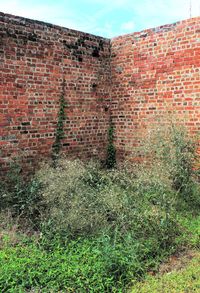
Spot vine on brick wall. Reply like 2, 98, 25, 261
105, 118, 116, 169
52, 83, 66, 158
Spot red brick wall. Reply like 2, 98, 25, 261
111, 17, 200, 160
0, 12, 111, 169
0, 12, 200, 169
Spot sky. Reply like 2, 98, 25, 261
0, 0, 199, 38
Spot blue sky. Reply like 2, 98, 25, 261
0, 0, 199, 37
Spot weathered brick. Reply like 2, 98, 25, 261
111, 17, 200, 160
0, 12, 200, 169
0, 12, 111, 170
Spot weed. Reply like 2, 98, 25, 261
52, 80, 67, 158
105, 118, 116, 169
0, 162, 42, 228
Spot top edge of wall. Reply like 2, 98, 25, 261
1, 11, 200, 42
0, 11, 110, 41
111, 16, 200, 41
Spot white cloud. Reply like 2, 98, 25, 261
121, 21, 135, 31
84, 0, 200, 18
129, 0, 199, 23
0, 0, 71, 22
84, 0, 129, 6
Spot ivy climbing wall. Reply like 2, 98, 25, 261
0, 12, 111, 169
111, 17, 200, 160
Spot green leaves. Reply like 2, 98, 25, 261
0, 163, 42, 228
106, 121, 116, 169
52, 92, 67, 156
0, 238, 115, 292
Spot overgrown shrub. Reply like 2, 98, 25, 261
36, 158, 179, 246
33, 156, 180, 290
36, 159, 109, 236
158, 126, 196, 195
0, 163, 42, 227
138, 123, 199, 205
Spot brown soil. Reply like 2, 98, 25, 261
158, 250, 198, 275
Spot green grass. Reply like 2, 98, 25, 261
131, 252, 200, 293
0, 237, 116, 292
131, 212, 200, 293
177, 214, 200, 248
0, 210, 199, 292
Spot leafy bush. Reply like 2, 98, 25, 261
36, 159, 109, 236
0, 163, 42, 228
139, 123, 199, 204
158, 126, 197, 196
36, 158, 179, 244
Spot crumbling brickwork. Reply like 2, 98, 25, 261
0, 12, 200, 169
